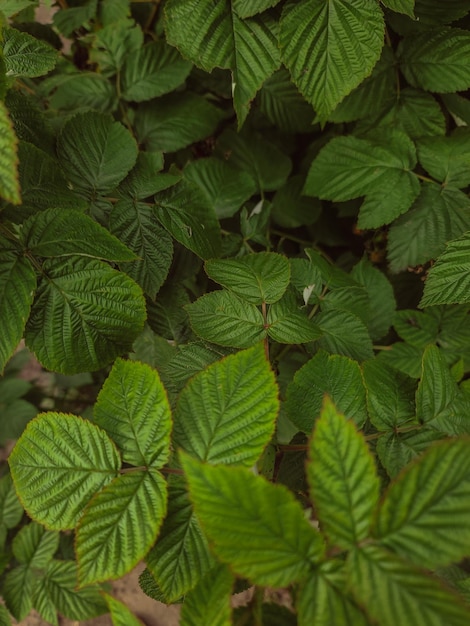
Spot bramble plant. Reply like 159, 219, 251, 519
1, 0, 470, 624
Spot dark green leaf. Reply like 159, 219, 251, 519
376, 428, 443, 478
2, 27, 57, 77
316, 309, 374, 362
180, 564, 233, 626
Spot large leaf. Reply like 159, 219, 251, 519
9, 412, 120, 529
308, 399, 379, 548
420, 232, 470, 306
399, 27, 470, 93
279, 0, 385, 120
2, 27, 58, 77
174, 344, 278, 466
0, 239, 36, 374
417, 129, 470, 188
24, 257, 145, 375
94, 358, 172, 468
374, 438, 470, 569
180, 564, 233, 626
76, 470, 167, 585
0, 100, 20, 204
205, 253, 290, 305
57, 111, 138, 195
165, 0, 280, 125
20, 208, 137, 262
181, 452, 325, 587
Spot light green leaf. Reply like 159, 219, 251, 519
13, 522, 58, 569
154, 179, 221, 259
9, 412, 120, 529
77, 470, 167, 585
280, 0, 385, 120
32, 573, 58, 626
308, 399, 379, 548
316, 309, 374, 362
94, 358, 172, 468
181, 452, 325, 587
3, 564, 33, 621
376, 428, 444, 478
146, 476, 214, 603
57, 111, 138, 195
420, 232, 470, 306
174, 344, 278, 466
0, 100, 20, 204
205, 252, 290, 305
103, 593, 145, 626
286, 350, 367, 434
0, 239, 36, 374
180, 564, 233, 626
416, 345, 458, 424
388, 184, 470, 273
109, 199, 173, 299
418, 129, 470, 188
381, 0, 414, 17
267, 294, 321, 344
348, 545, 470, 626
25, 257, 145, 375
184, 158, 257, 219
186, 290, 266, 348
1, 1, 37, 18
0, 474, 23, 529
20, 208, 137, 262
362, 360, 416, 430
122, 40, 192, 102
0, 605, 12, 626
399, 27, 470, 93
2, 27, 57, 78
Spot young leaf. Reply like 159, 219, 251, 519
173, 344, 279, 466
103, 593, 145, 626
0, 100, 20, 204
76, 470, 167, 585
93, 359, 172, 468
308, 399, 379, 549
205, 253, 290, 305
186, 290, 266, 348
420, 232, 470, 306
181, 452, 325, 587
375, 437, 470, 568
348, 545, 470, 626
2, 27, 58, 77
25, 257, 146, 375
416, 345, 458, 425
180, 564, 233, 626
0, 239, 36, 374
9, 413, 121, 529
279, 0, 385, 120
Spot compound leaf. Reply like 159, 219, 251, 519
0, 100, 20, 204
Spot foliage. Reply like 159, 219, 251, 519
1, 0, 470, 624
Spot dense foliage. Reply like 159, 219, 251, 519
1, 0, 470, 624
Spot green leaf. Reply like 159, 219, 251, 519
280, 0, 385, 120
233, 0, 281, 18
186, 290, 266, 348
20, 208, 137, 262
184, 157, 257, 219
414, 0, 470, 25
416, 345, 458, 425
0, 100, 20, 204
305, 131, 420, 229
13, 522, 58, 569
3, 564, 33, 621
76, 470, 167, 585
146, 285, 190, 342
174, 344, 278, 466
117, 151, 167, 200
393, 309, 438, 349
9, 412, 120, 529
348, 545, 470, 626
286, 350, 367, 434
362, 360, 416, 430
0, 239, 36, 374
2, 27, 57, 77
181, 452, 325, 587
376, 428, 444, 478
48, 72, 116, 114
32, 573, 58, 626
135, 93, 224, 153
205, 253, 290, 305
420, 232, 470, 306
25, 257, 145, 375
388, 184, 470, 273
316, 309, 374, 362
109, 200, 173, 299
308, 399, 379, 548
165, 0, 280, 125
399, 27, 470, 93
0, 605, 12, 626
57, 111, 138, 195
381, 0, 414, 17
0, 474, 23, 529
418, 129, 470, 188
154, 180, 221, 259
5, 89, 55, 155
88, 18, 143, 76
180, 564, 233, 626
146, 476, 214, 602
103, 593, 145, 626
121, 40, 192, 102
267, 293, 321, 344
272, 175, 321, 229
1, 1, 37, 18
94, 358, 172, 468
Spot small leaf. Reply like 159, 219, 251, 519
12, 522, 58, 569
2, 27, 58, 78
308, 399, 380, 548
0, 605, 12, 626
9, 413, 120, 529
267, 294, 321, 344
0, 100, 20, 204
174, 344, 279, 466
103, 593, 145, 626
416, 345, 458, 424
0, 474, 23, 529
181, 452, 325, 587
94, 358, 172, 468
233, 0, 281, 18
180, 564, 233, 626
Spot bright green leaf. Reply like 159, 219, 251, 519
9, 412, 120, 529
0, 100, 20, 204
180, 564, 233, 626
2, 27, 57, 77
103, 593, 145, 626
